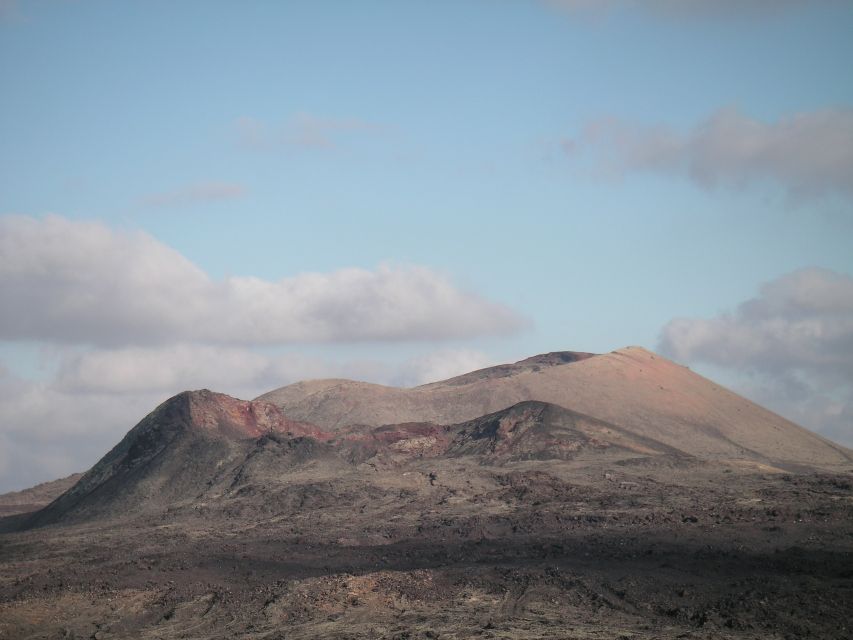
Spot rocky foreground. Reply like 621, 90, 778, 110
1, 461, 851, 639
1, 349, 851, 639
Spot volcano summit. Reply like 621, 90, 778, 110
1, 348, 851, 639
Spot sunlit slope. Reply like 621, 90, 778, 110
258, 347, 852, 466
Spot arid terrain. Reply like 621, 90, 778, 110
1, 348, 851, 639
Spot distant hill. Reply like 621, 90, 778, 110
3, 347, 852, 640
20, 390, 325, 528
12, 347, 851, 529
0, 473, 83, 517
258, 346, 851, 467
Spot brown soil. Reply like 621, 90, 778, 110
1, 460, 851, 639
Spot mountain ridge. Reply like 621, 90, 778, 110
8, 346, 852, 530
20, 390, 327, 528
3, 348, 852, 639
257, 346, 852, 466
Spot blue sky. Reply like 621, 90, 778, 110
1, 0, 852, 491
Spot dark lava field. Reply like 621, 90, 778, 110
1, 349, 851, 639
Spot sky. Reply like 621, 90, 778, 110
1, 0, 852, 492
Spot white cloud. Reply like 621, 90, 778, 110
392, 348, 496, 387
52, 344, 498, 396
141, 182, 246, 207
0, 371, 164, 492
0, 214, 525, 347
0, 214, 524, 492
237, 113, 387, 150
736, 374, 853, 450
54, 345, 274, 395
563, 107, 853, 201
659, 267, 853, 446
660, 268, 853, 373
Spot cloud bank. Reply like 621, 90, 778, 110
53, 345, 496, 397
0, 215, 525, 346
0, 213, 518, 491
659, 267, 853, 446
563, 107, 853, 201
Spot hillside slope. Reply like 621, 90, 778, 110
16, 396, 685, 528
258, 347, 852, 467
22, 390, 323, 527
3, 351, 852, 639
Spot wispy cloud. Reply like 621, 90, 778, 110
0, 214, 526, 347
0, 0, 20, 22
53, 345, 495, 396
563, 107, 853, 202
391, 349, 496, 387
236, 113, 387, 150
659, 267, 853, 446
141, 181, 247, 207
0, 213, 525, 490
544, 0, 834, 18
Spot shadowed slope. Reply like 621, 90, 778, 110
13, 397, 687, 529
22, 391, 323, 527
445, 400, 688, 462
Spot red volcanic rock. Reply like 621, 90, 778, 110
22, 390, 334, 527
184, 390, 331, 441
340, 422, 452, 457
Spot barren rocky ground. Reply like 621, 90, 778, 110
2, 461, 851, 639
1, 350, 851, 639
